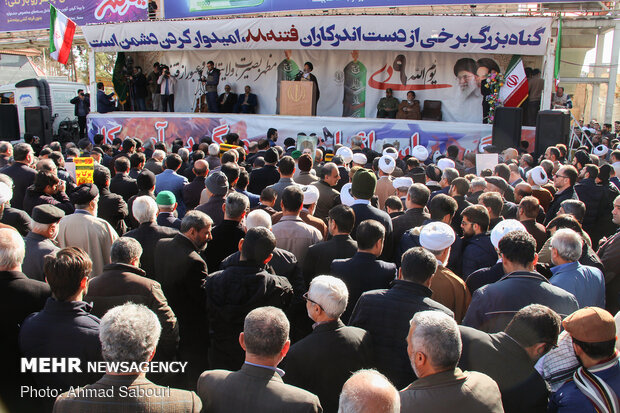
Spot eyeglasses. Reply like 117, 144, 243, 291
303, 292, 322, 309
553, 174, 568, 179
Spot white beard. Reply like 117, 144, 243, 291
443, 78, 483, 123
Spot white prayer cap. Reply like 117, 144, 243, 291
352, 153, 367, 165
382, 147, 399, 159
336, 147, 353, 164
528, 166, 548, 186
340, 183, 355, 206
412, 145, 429, 162
432, 150, 442, 164
0, 182, 11, 204
301, 184, 320, 205
420, 222, 456, 251
437, 158, 456, 172
593, 145, 609, 157
490, 219, 527, 249
393, 177, 413, 190
378, 155, 396, 174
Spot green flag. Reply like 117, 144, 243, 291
112, 52, 129, 106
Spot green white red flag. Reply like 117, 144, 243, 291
49, 5, 76, 65
499, 55, 528, 107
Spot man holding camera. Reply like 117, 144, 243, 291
157, 66, 176, 112
70, 89, 90, 139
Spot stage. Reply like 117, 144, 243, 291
87, 112, 536, 156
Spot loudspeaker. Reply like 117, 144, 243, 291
492, 107, 523, 150
0, 104, 20, 140
25, 106, 52, 144
535, 110, 570, 155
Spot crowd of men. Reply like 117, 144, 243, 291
1, 127, 620, 413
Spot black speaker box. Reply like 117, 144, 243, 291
0, 104, 20, 140
535, 110, 570, 155
25, 106, 52, 144
492, 107, 523, 150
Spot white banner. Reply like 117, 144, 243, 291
83, 15, 551, 55
135, 49, 525, 122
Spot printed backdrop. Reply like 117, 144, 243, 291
133, 49, 521, 122
87, 112, 536, 159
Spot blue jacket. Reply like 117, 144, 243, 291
97, 89, 115, 113
461, 233, 497, 278
550, 261, 605, 308
155, 169, 189, 217
463, 270, 579, 333
549, 358, 620, 413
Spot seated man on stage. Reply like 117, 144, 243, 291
376, 88, 399, 118
235, 86, 258, 114
218, 85, 237, 113
396, 91, 421, 120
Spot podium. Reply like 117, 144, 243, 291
279, 80, 317, 116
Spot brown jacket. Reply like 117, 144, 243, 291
197, 363, 322, 413
430, 264, 471, 323
396, 100, 421, 120
272, 210, 327, 241
85, 263, 179, 361
53, 374, 201, 413
400, 368, 504, 413
376, 175, 396, 210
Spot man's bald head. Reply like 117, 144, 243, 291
193, 159, 209, 177
338, 369, 399, 413
514, 182, 532, 203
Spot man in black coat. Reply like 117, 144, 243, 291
459, 304, 561, 413
331, 219, 397, 323
460, 205, 497, 278
124, 196, 178, 279
126, 169, 156, 230
154, 210, 212, 388
349, 247, 453, 390
391, 183, 430, 255
248, 148, 280, 195
0, 205, 32, 235
70, 89, 90, 139
281, 275, 373, 413
303, 205, 358, 287
182, 159, 208, 211
94, 165, 128, 235
0, 228, 50, 412
463, 231, 579, 333
109, 156, 138, 203
204, 192, 248, 272
19, 247, 102, 411
349, 168, 393, 261
22, 205, 63, 281
217, 84, 237, 113
1, 143, 35, 210
574, 164, 607, 246
449, 177, 472, 236
545, 165, 579, 225
205, 227, 293, 371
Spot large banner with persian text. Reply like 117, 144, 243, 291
130, 49, 540, 122
82, 15, 551, 54
87, 112, 536, 158
0, 0, 147, 32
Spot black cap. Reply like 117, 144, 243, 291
70, 183, 99, 205
485, 176, 509, 193
32, 204, 65, 224
264, 148, 279, 164
136, 169, 156, 190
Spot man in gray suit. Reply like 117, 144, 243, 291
197, 306, 322, 412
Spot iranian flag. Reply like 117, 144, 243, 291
49, 5, 76, 65
499, 55, 529, 107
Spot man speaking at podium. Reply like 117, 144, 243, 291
295, 62, 320, 114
